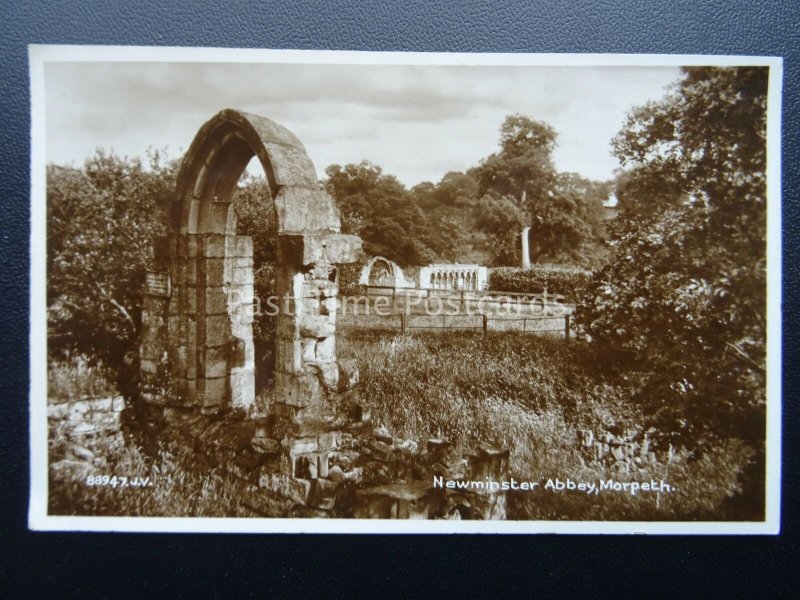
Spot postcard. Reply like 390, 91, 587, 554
29, 46, 782, 533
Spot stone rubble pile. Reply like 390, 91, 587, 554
47, 396, 125, 484
579, 427, 661, 473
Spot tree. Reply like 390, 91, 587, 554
324, 161, 439, 266
476, 114, 557, 202
475, 115, 604, 267
474, 194, 527, 266
47, 150, 177, 399
578, 66, 768, 450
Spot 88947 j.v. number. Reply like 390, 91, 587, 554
85, 475, 152, 488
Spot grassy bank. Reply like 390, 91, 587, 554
338, 331, 760, 521
47, 335, 760, 520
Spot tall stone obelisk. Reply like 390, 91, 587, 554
521, 226, 531, 269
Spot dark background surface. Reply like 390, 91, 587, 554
1, 1, 797, 595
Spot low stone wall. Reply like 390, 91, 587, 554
337, 311, 569, 338
578, 427, 661, 472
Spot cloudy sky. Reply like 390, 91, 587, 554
44, 60, 680, 187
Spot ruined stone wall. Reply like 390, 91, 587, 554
139, 233, 255, 412
134, 110, 509, 520
139, 110, 360, 417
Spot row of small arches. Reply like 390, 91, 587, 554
429, 270, 480, 291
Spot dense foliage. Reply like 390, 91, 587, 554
473, 115, 610, 267
324, 115, 611, 270
489, 266, 592, 303
577, 66, 768, 452
47, 150, 177, 399
229, 175, 279, 393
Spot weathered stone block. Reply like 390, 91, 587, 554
301, 296, 320, 314
232, 255, 253, 268
234, 236, 253, 258
141, 311, 165, 328
202, 234, 227, 258
354, 482, 434, 519
306, 361, 339, 391
204, 204, 231, 235
322, 296, 339, 314
289, 437, 319, 455
308, 478, 340, 510
300, 315, 335, 338
317, 432, 338, 451
175, 345, 188, 372
314, 336, 336, 362
197, 258, 226, 286
203, 315, 229, 347
186, 286, 198, 314
197, 377, 227, 406
230, 367, 255, 410
301, 339, 316, 363
272, 187, 308, 233
273, 186, 341, 234
228, 337, 246, 369
168, 315, 184, 339
467, 444, 510, 483
271, 402, 302, 421
277, 233, 362, 266
184, 258, 198, 285
205, 286, 228, 315
258, 472, 312, 504
232, 266, 253, 285
275, 371, 323, 407
263, 143, 318, 190
186, 235, 199, 258
200, 345, 227, 379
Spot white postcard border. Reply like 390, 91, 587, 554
28, 45, 783, 534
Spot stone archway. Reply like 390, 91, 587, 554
359, 255, 406, 288
140, 109, 362, 415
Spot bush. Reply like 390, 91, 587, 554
337, 260, 365, 297
48, 354, 118, 402
47, 151, 177, 401
489, 266, 592, 303
337, 332, 634, 455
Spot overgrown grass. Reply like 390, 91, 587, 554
48, 354, 118, 402
46, 333, 762, 520
47, 358, 257, 517
48, 429, 259, 518
338, 331, 762, 521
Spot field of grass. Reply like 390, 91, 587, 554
47, 333, 760, 520
338, 331, 760, 521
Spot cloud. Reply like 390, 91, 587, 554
45, 60, 680, 185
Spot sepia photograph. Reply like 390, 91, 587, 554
28, 46, 781, 533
